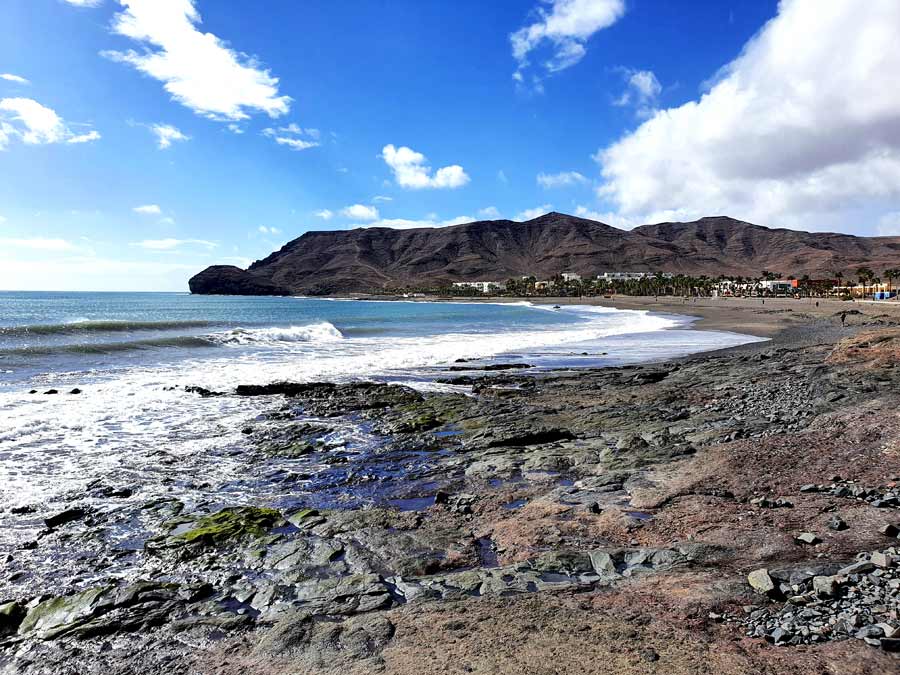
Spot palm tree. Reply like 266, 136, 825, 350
856, 266, 875, 298
884, 268, 898, 295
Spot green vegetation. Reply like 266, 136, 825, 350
171, 506, 283, 547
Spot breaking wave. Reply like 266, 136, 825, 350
213, 322, 344, 345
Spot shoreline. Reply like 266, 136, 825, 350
346, 293, 881, 359
3, 296, 900, 673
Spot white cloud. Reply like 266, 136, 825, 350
613, 69, 661, 116
159, 216, 176, 225
150, 123, 189, 149
274, 123, 320, 139
515, 205, 553, 221
262, 124, 320, 150
314, 209, 334, 220
61, 0, 103, 6
537, 170, 588, 188
358, 215, 473, 230
497, 170, 508, 184
0, 237, 77, 251
372, 195, 393, 202
1, 98, 65, 143
0, 215, 6, 224
133, 238, 217, 250
381, 144, 470, 190
258, 225, 281, 235
596, 0, 900, 233
103, 0, 291, 121
0, 98, 100, 147
67, 130, 102, 144
0, 74, 29, 85
341, 204, 379, 221
574, 205, 636, 229
511, 0, 625, 85
133, 204, 161, 215
478, 206, 502, 219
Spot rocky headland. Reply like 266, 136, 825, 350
2, 301, 900, 674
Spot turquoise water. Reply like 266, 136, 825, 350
0, 292, 593, 382
0, 292, 762, 513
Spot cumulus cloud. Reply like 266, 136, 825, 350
103, 0, 291, 121
133, 238, 217, 250
595, 0, 900, 233
613, 69, 661, 117
0, 98, 100, 147
150, 123, 189, 149
258, 225, 281, 235
0, 74, 29, 84
133, 204, 161, 215
511, 0, 625, 86
381, 144, 470, 190
537, 170, 588, 188
340, 204, 379, 220
478, 206, 502, 219
263, 124, 320, 150
515, 205, 553, 221
314, 209, 334, 220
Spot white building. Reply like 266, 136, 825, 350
452, 281, 503, 294
596, 272, 671, 281
561, 272, 582, 282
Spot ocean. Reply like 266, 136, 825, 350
0, 291, 762, 538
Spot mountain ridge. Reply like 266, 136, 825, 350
189, 213, 900, 295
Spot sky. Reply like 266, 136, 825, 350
2, 0, 900, 291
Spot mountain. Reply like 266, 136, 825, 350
188, 213, 900, 295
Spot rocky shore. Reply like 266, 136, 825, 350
2, 304, 900, 673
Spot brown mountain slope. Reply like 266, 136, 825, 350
188, 213, 900, 295
632, 216, 900, 277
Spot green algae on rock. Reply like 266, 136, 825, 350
152, 506, 284, 549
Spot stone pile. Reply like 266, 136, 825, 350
799, 479, 900, 509
739, 547, 899, 651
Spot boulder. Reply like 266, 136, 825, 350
871, 551, 894, 568
747, 568, 777, 596
150, 506, 283, 549
880, 523, 899, 537
0, 601, 24, 636
837, 560, 876, 576
44, 507, 88, 529
794, 532, 820, 545
812, 575, 840, 597
828, 515, 848, 531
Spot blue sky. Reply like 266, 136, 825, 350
2, 0, 900, 291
